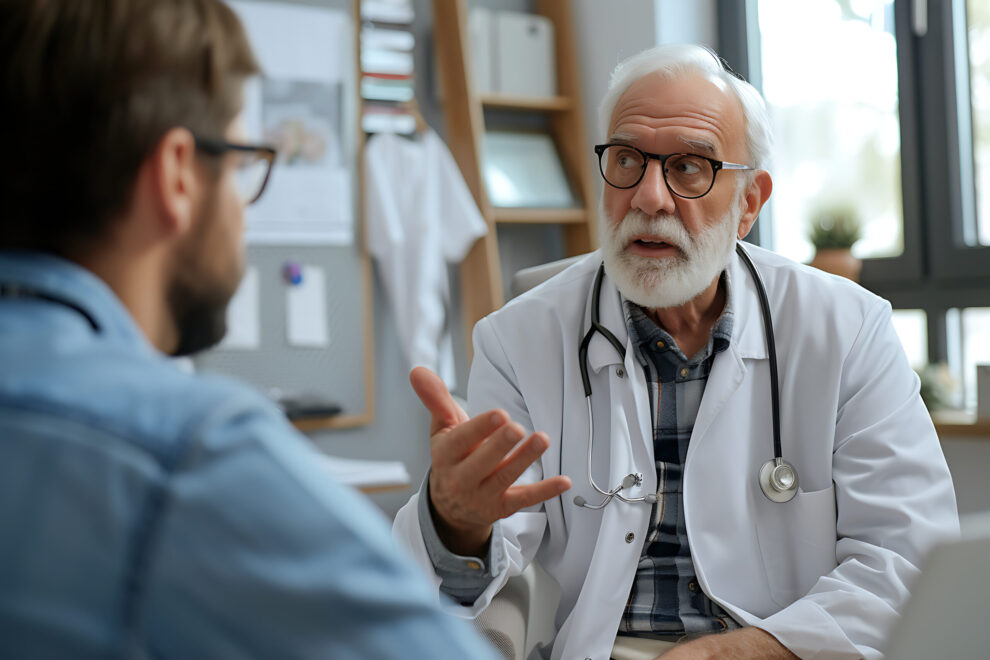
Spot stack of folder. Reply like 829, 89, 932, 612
360, 0, 418, 134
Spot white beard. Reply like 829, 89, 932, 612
600, 199, 742, 310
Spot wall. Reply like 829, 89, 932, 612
655, 0, 718, 49
941, 437, 990, 517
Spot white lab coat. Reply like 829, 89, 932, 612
364, 129, 487, 388
394, 245, 959, 660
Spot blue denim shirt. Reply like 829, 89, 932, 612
0, 251, 496, 659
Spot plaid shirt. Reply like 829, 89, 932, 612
616, 272, 742, 639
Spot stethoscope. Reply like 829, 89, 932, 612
572, 242, 798, 510
0, 283, 102, 332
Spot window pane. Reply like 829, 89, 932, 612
757, 0, 903, 263
969, 0, 990, 244
954, 307, 990, 410
890, 309, 928, 370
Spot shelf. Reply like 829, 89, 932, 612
481, 94, 572, 112
931, 410, 990, 439
492, 207, 587, 224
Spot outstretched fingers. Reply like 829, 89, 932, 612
500, 476, 573, 517
482, 432, 553, 494
430, 408, 510, 468
457, 421, 528, 483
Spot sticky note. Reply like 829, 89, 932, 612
286, 265, 330, 348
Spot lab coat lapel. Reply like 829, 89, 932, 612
583, 268, 654, 484
690, 248, 769, 448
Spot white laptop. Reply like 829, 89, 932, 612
883, 511, 990, 659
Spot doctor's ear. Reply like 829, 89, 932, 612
736, 170, 773, 240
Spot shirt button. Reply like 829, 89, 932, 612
616, 367, 625, 378
656, 340, 665, 348
680, 368, 688, 378
717, 618, 728, 630
625, 532, 635, 543
689, 581, 697, 592
466, 560, 481, 571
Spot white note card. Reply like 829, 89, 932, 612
220, 266, 260, 350
286, 265, 330, 348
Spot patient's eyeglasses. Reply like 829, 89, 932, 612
194, 136, 277, 205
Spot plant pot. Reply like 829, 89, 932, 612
809, 248, 862, 282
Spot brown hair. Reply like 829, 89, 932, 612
0, 0, 260, 253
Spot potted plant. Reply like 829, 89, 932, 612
807, 202, 863, 281
915, 363, 957, 413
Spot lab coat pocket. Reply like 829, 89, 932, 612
754, 484, 838, 608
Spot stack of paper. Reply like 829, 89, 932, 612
318, 453, 411, 490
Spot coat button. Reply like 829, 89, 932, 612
625, 532, 635, 543
616, 367, 625, 378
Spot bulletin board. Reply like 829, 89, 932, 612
195, 0, 374, 430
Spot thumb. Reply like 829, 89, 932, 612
409, 367, 469, 434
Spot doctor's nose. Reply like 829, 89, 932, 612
629, 160, 678, 217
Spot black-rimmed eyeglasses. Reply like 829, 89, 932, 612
594, 143, 754, 199
195, 136, 277, 205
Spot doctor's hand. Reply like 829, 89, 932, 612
410, 367, 571, 557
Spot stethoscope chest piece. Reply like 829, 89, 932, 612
759, 457, 798, 503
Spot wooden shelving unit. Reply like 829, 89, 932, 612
491, 207, 587, 224
432, 0, 597, 355
480, 93, 573, 112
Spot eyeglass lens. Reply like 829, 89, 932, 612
233, 153, 271, 205
599, 145, 715, 197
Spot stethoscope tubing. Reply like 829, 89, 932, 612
734, 245, 783, 460
574, 242, 796, 509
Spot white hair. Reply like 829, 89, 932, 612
598, 44, 773, 172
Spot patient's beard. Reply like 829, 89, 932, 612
166, 188, 242, 357
600, 198, 742, 310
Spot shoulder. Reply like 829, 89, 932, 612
6, 341, 294, 469
743, 244, 887, 323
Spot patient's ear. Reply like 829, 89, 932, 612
145, 127, 200, 237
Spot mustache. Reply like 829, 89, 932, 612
606, 211, 694, 253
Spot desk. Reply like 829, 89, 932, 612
359, 483, 411, 495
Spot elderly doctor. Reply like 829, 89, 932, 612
394, 44, 958, 660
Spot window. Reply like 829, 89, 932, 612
891, 308, 928, 370
757, 0, 903, 263
720, 0, 990, 412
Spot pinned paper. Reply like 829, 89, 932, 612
286, 265, 330, 348
220, 266, 260, 350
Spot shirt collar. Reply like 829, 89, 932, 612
623, 270, 734, 365
0, 250, 152, 350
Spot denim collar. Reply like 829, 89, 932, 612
0, 250, 151, 351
